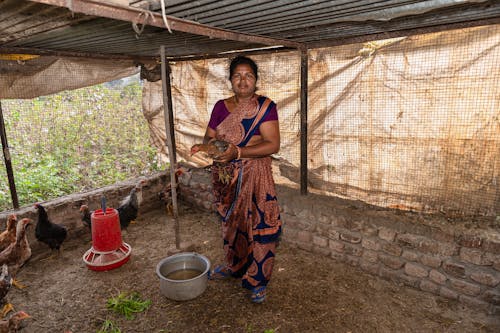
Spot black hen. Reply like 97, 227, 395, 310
117, 183, 144, 230
34, 203, 67, 256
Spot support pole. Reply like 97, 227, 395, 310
0, 101, 19, 209
160, 45, 180, 249
300, 50, 308, 195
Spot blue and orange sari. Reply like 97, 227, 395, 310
211, 95, 282, 290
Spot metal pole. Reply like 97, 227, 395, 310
0, 101, 19, 209
160, 45, 180, 249
300, 49, 308, 195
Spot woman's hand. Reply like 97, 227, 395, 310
213, 143, 240, 163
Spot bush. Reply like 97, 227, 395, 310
0, 80, 164, 211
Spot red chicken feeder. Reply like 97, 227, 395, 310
82, 208, 131, 271
91, 208, 122, 252
83, 242, 132, 271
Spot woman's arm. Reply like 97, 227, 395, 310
203, 127, 217, 144
214, 120, 280, 163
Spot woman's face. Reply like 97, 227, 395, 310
230, 64, 257, 98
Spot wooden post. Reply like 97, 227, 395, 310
0, 101, 19, 209
300, 49, 308, 195
160, 45, 180, 249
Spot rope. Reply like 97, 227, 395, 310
159, 0, 172, 33
132, 11, 154, 39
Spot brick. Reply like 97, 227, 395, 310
483, 239, 500, 254
429, 269, 447, 285
449, 278, 481, 296
331, 252, 346, 262
378, 227, 397, 242
379, 266, 402, 282
431, 228, 454, 243
432, 242, 458, 257
442, 261, 466, 278
399, 273, 420, 288
470, 271, 500, 287
397, 233, 420, 248
459, 295, 491, 312
361, 237, 381, 251
297, 242, 313, 252
327, 228, 340, 240
420, 280, 440, 294
383, 243, 402, 256
313, 235, 328, 248
316, 223, 331, 237
344, 244, 363, 257
405, 262, 429, 278
282, 227, 298, 241
344, 254, 360, 267
379, 254, 405, 269
297, 230, 312, 243
459, 248, 485, 265
360, 260, 380, 275
344, 219, 363, 232
313, 246, 331, 256
362, 224, 378, 237
482, 290, 500, 305
362, 250, 378, 263
420, 255, 442, 268
401, 250, 420, 262
329, 240, 345, 253
418, 239, 439, 254
317, 215, 330, 224
340, 231, 362, 244
440, 287, 459, 300
456, 234, 483, 248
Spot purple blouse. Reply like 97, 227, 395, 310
208, 99, 278, 135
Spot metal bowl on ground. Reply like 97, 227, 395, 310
156, 252, 210, 301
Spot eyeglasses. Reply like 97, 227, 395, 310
231, 73, 256, 81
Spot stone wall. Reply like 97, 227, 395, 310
178, 167, 500, 315
0, 172, 167, 254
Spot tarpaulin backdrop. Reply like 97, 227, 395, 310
143, 24, 499, 216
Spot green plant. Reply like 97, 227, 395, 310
263, 329, 276, 333
0, 80, 165, 211
106, 292, 151, 320
97, 319, 121, 333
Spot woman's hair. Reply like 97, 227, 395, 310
229, 56, 258, 80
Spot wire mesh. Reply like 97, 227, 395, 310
0, 75, 161, 211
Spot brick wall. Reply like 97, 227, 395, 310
178, 167, 500, 315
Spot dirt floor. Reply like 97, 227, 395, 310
9, 204, 500, 333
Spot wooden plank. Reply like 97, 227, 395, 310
300, 49, 308, 195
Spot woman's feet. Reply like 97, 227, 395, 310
250, 286, 266, 303
207, 265, 232, 280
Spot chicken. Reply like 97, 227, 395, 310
0, 265, 13, 318
34, 204, 67, 260
79, 205, 91, 230
0, 218, 32, 277
0, 216, 17, 252
190, 140, 229, 157
117, 180, 147, 230
79, 179, 147, 231
0, 311, 30, 333
158, 167, 190, 215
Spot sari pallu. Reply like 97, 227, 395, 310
211, 96, 282, 289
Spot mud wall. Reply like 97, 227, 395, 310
179, 167, 500, 315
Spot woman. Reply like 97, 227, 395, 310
202, 56, 282, 303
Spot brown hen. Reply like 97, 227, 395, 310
0, 219, 32, 277
0, 311, 30, 333
190, 140, 229, 158
0, 216, 16, 253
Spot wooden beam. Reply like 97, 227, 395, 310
300, 49, 308, 195
0, 46, 156, 61
0, 101, 19, 209
28, 0, 305, 50
160, 45, 180, 249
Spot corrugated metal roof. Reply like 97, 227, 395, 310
0, 0, 499, 60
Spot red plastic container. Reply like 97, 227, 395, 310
91, 208, 122, 252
